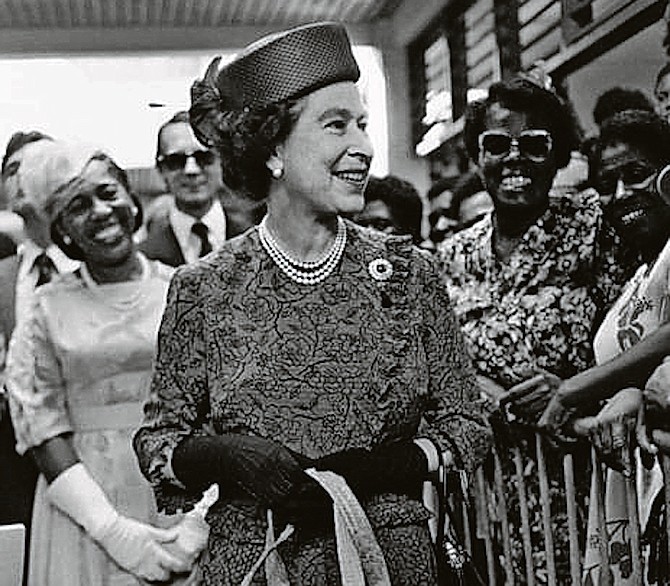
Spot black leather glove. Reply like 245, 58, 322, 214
172, 434, 306, 508
314, 441, 428, 498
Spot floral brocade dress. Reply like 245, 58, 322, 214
134, 221, 492, 586
6, 256, 173, 586
437, 190, 634, 583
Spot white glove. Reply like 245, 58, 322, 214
47, 463, 192, 582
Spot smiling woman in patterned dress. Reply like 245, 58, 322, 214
132, 21, 491, 586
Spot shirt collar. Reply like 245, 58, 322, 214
169, 198, 226, 248
17, 239, 79, 275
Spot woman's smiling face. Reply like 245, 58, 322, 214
57, 159, 136, 266
598, 140, 670, 250
478, 102, 558, 217
272, 81, 373, 216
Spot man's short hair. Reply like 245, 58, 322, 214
2, 130, 52, 172
155, 111, 191, 161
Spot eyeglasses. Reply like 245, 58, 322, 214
158, 150, 216, 171
478, 130, 553, 162
596, 163, 657, 199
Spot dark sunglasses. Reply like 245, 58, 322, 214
479, 130, 553, 162
158, 150, 216, 171
596, 164, 657, 199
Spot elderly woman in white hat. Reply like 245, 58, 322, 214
5, 143, 207, 586
134, 22, 491, 585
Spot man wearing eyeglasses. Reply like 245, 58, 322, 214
140, 111, 226, 266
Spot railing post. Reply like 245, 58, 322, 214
512, 446, 536, 586
535, 434, 557, 586
493, 448, 515, 584
663, 454, 670, 582
476, 468, 497, 586
562, 453, 582, 585
592, 450, 612, 586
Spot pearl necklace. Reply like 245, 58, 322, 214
258, 216, 347, 285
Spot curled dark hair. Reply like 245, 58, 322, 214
363, 175, 423, 244
592, 87, 654, 127
51, 153, 143, 260
213, 100, 301, 201
464, 76, 579, 169
591, 109, 670, 179
192, 95, 301, 201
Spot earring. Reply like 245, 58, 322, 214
271, 166, 283, 179
62, 234, 72, 245
130, 206, 138, 217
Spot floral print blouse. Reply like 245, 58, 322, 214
437, 189, 631, 389
134, 221, 491, 517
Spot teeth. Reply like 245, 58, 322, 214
620, 209, 644, 224
336, 171, 366, 182
501, 176, 531, 188
92, 225, 122, 242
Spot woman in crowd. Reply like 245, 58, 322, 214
521, 109, 670, 584
436, 73, 633, 581
353, 174, 423, 244
5, 142, 202, 585
133, 22, 491, 585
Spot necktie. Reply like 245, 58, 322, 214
192, 222, 212, 257
33, 252, 57, 286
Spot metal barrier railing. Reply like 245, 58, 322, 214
452, 435, 670, 585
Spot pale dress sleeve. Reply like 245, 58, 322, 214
5, 294, 72, 455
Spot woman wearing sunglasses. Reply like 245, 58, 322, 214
5, 142, 206, 585
525, 109, 670, 584
437, 74, 634, 581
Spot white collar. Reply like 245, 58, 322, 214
169, 198, 227, 250
17, 239, 79, 275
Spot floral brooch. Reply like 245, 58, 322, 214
368, 258, 393, 281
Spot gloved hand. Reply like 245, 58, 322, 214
96, 515, 191, 580
47, 463, 191, 582
274, 477, 334, 536
172, 434, 307, 507
314, 441, 428, 498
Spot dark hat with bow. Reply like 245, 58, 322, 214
190, 22, 360, 147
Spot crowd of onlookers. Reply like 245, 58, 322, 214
2, 34, 670, 586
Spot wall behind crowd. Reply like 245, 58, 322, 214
567, 18, 667, 132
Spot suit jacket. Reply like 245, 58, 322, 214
139, 209, 186, 268
0, 254, 38, 535
0, 233, 16, 261
0, 254, 20, 357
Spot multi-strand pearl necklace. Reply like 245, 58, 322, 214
258, 216, 347, 285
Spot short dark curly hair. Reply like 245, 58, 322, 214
204, 99, 303, 201
464, 76, 579, 169
363, 175, 423, 243
593, 87, 655, 127
592, 109, 670, 178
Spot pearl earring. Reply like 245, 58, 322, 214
62, 234, 72, 245
271, 167, 283, 179
130, 206, 138, 217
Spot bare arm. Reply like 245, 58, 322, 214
558, 323, 670, 409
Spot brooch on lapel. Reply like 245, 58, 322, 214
368, 258, 393, 281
